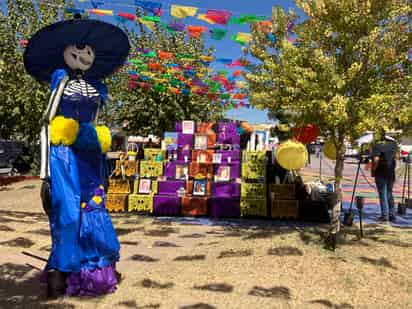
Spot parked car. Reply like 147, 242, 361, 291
0, 140, 31, 175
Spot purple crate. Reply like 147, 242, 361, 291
212, 182, 240, 197
177, 133, 194, 148
175, 122, 182, 132
217, 131, 240, 145
215, 163, 241, 180
217, 121, 237, 133
153, 195, 180, 216
163, 161, 176, 178
158, 180, 185, 195
209, 197, 240, 218
177, 148, 192, 162
216, 149, 241, 163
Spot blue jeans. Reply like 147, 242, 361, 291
375, 175, 395, 218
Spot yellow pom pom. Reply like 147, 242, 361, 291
276, 140, 308, 170
323, 141, 345, 161
95, 125, 112, 153
81, 202, 87, 209
50, 116, 79, 146
92, 196, 103, 205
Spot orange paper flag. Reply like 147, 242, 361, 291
187, 25, 207, 38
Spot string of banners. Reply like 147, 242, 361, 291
65, 0, 292, 45
123, 47, 251, 110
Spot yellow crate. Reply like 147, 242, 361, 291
269, 184, 295, 200
132, 179, 158, 194
242, 151, 267, 164
107, 179, 130, 194
144, 148, 166, 161
240, 198, 267, 217
241, 182, 267, 198
128, 194, 154, 213
106, 193, 128, 212
241, 163, 266, 179
271, 199, 299, 219
140, 161, 164, 178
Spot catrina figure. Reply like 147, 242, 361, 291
23, 14, 130, 298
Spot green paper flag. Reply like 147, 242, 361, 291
141, 15, 160, 23
129, 59, 144, 64
220, 93, 231, 99
229, 15, 266, 24
210, 28, 227, 40
217, 70, 229, 76
154, 84, 166, 92
142, 51, 156, 57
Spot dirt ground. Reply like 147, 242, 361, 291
1, 179, 412, 309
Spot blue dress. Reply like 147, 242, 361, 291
46, 69, 120, 295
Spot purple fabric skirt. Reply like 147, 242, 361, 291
66, 264, 117, 296
40, 264, 118, 297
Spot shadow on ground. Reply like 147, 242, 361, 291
0, 262, 73, 309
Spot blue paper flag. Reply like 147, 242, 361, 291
135, 0, 162, 15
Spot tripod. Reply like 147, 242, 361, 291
343, 157, 365, 226
398, 152, 411, 214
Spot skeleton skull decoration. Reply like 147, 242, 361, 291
63, 45, 95, 71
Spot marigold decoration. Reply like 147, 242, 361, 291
276, 140, 308, 170
92, 195, 103, 205
50, 116, 80, 146
96, 125, 112, 153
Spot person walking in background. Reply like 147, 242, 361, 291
371, 129, 399, 222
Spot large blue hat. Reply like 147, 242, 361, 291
24, 17, 130, 82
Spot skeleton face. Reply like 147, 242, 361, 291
63, 44, 95, 71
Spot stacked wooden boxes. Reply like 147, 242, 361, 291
270, 184, 298, 219
240, 151, 267, 217
106, 159, 137, 212
181, 122, 216, 217
128, 179, 158, 213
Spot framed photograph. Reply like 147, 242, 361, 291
216, 166, 231, 182
176, 164, 189, 180
193, 179, 207, 196
194, 135, 208, 150
182, 121, 195, 134
164, 132, 178, 151
212, 153, 222, 164
138, 179, 152, 194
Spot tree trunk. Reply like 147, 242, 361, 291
330, 133, 346, 236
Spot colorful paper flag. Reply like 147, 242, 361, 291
197, 14, 216, 24
118, 12, 136, 21
205, 10, 232, 25
88, 9, 113, 16
210, 28, 227, 40
167, 22, 185, 32
229, 15, 266, 24
141, 15, 160, 23
187, 25, 207, 38
135, 1, 162, 16
170, 5, 198, 18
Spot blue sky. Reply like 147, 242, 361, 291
71, 0, 300, 124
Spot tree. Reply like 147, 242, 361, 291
0, 0, 75, 141
246, 1, 411, 190
104, 10, 225, 137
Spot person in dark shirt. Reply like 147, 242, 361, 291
371, 131, 399, 222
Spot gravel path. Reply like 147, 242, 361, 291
1, 180, 412, 309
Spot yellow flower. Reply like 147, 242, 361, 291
50, 116, 79, 146
95, 125, 112, 153
81, 202, 87, 209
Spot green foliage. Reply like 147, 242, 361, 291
246, 1, 411, 183
104, 10, 224, 137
